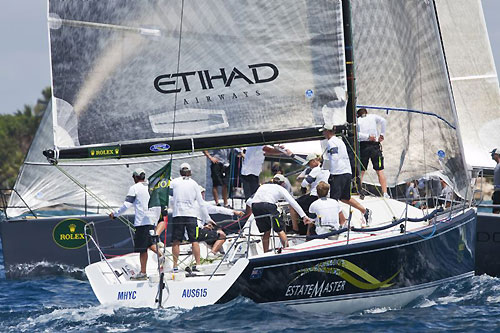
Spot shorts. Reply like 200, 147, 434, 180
134, 225, 155, 253
211, 162, 230, 187
196, 227, 221, 243
329, 173, 352, 201
252, 202, 285, 233
360, 142, 384, 171
296, 194, 319, 216
493, 191, 500, 214
242, 174, 260, 200
171, 216, 198, 242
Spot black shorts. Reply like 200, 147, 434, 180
493, 191, 500, 214
296, 194, 319, 216
252, 202, 285, 233
211, 162, 230, 187
360, 142, 384, 171
134, 225, 155, 253
329, 173, 352, 201
171, 216, 198, 242
196, 227, 221, 243
242, 174, 260, 200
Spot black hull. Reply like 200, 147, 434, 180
475, 212, 500, 276
218, 209, 476, 306
0, 215, 134, 278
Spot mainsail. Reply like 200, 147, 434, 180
47, 0, 347, 159
435, 0, 500, 169
351, 0, 469, 196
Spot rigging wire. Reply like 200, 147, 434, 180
52, 164, 135, 231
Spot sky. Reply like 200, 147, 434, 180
0, 1, 499, 115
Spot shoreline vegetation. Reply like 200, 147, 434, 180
0, 87, 50, 189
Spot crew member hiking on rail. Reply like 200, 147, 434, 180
109, 168, 162, 281
247, 174, 313, 252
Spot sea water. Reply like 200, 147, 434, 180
2, 239, 500, 332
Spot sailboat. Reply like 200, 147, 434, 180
40, 0, 475, 312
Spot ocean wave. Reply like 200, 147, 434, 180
5, 261, 86, 280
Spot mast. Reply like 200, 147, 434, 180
341, 0, 361, 191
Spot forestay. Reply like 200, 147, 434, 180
435, 0, 500, 169
48, 0, 347, 158
351, 0, 469, 196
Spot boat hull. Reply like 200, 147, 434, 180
217, 208, 476, 312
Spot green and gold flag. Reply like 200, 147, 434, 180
148, 161, 171, 209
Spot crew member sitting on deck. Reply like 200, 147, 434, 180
357, 108, 389, 198
309, 181, 346, 236
247, 174, 313, 252
321, 124, 372, 226
109, 168, 162, 281
290, 153, 329, 235
198, 186, 244, 259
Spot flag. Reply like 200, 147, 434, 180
148, 161, 172, 209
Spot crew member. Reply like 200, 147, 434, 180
170, 163, 207, 272
290, 153, 329, 234
321, 124, 372, 226
203, 149, 231, 207
110, 168, 161, 280
492, 148, 500, 214
357, 108, 389, 198
271, 163, 293, 194
198, 186, 244, 259
247, 174, 313, 252
309, 181, 346, 235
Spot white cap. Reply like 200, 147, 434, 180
273, 174, 286, 183
199, 185, 206, 193
302, 153, 318, 166
132, 168, 146, 177
180, 162, 191, 171
319, 123, 335, 132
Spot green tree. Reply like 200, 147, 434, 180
0, 87, 51, 188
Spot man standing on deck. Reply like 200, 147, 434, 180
321, 124, 372, 225
109, 168, 162, 280
357, 108, 389, 198
491, 148, 500, 214
170, 163, 207, 272
247, 174, 313, 252
203, 149, 231, 207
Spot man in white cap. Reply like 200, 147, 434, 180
290, 153, 329, 234
170, 162, 207, 272
491, 148, 500, 214
321, 124, 372, 225
110, 168, 161, 280
247, 174, 313, 252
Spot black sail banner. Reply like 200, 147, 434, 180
48, 0, 347, 157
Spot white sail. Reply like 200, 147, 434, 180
47, 0, 347, 154
351, 0, 469, 196
7, 100, 208, 217
435, 0, 500, 169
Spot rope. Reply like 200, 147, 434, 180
53, 164, 135, 231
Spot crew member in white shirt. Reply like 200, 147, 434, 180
290, 153, 329, 234
247, 174, 313, 252
170, 163, 207, 272
357, 108, 389, 198
240, 145, 293, 200
110, 168, 161, 280
309, 181, 346, 234
321, 124, 372, 225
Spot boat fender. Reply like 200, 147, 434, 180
400, 224, 405, 234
